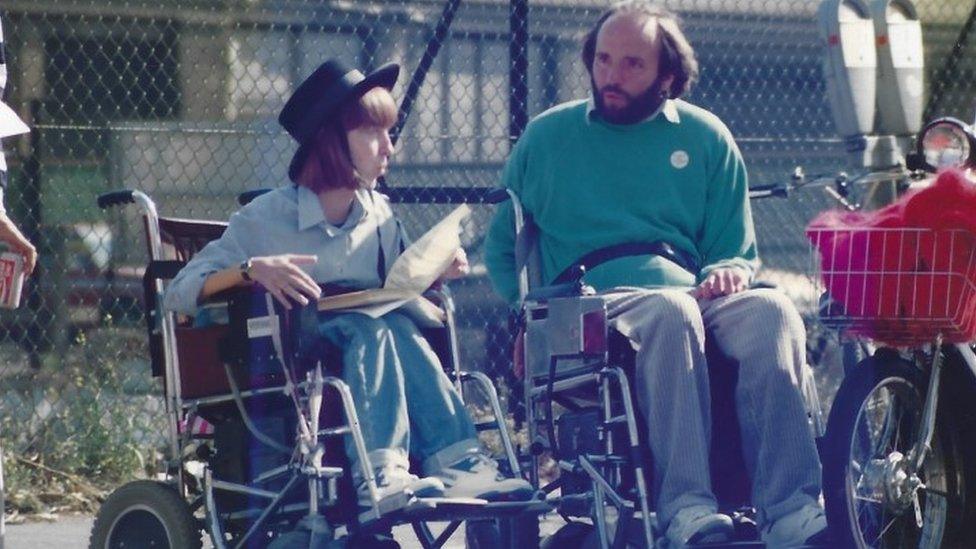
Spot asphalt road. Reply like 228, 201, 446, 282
4, 513, 565, 548
6, 515, 94, 548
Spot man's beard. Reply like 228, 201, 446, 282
591, 77, 668, 125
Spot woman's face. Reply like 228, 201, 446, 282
346, 124, 395, 187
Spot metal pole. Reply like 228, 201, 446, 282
380, 0, 462, 193
509, 0, 529, 144
389, 0, 462, 149
22, 100, 41, 370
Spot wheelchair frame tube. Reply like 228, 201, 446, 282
591, 476, 611, 549
603, 367, 655, 549
130, 191, 185, 494
462, 371, 521, 475
232, 473, 303, 549
505, 189, 530, 302
434, 285, 522, 475
430, 286, 465, 396
204, 468, 228, 549
325, 376, 383, 518
524, 362, 655, 548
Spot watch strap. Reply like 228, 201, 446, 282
239, 259, 252, 282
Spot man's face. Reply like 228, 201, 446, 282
591, 13, 671, 124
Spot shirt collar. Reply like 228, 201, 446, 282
585, 96, 680, 125
296, 185, 369, 235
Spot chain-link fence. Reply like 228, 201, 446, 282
0, 0, 975, 513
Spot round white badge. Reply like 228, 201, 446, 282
670, 150, 689, 169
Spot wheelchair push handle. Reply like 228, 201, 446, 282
238, 188, 272, 206
484, 187, 511, 204
97, 190, 137, 209
96, 189, 163, 258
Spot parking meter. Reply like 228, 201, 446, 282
818, 0, 877, 138
872, 0, 924, 136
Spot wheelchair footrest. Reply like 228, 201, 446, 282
691, 543, 763, 548
358, 496, 552, 529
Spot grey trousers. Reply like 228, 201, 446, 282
603, 287, 822, 530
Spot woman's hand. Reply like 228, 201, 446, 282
693, 267, 749, 300
248, 254, 322, 308
439, 248, 470, 281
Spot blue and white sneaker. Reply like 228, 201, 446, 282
356, 464, 444, 514
433, 451, 535, 501
664, 505, 734, 547
761, 503, 828, 547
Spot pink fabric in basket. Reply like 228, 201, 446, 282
806, 169, 976, 344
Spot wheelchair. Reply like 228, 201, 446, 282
489, 189, 827, 548
88, 189, 549, 548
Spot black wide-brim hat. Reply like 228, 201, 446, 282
279, 59, 399, 183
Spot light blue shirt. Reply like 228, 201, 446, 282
163, 184, 408, 315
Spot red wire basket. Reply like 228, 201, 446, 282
808, 227, 976, 346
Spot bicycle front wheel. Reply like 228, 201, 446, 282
822, 350, 956, 549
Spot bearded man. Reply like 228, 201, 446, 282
484, 2, 827, 547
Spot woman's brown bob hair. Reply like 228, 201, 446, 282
581, 1, 699, 100
297, 86, 398, 192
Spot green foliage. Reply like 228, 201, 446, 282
0, 327, 164, 514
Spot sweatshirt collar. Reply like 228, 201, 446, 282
585, 96, 680, 126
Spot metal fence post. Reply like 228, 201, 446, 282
22, 99, 42, 369
509, 0, 529, 144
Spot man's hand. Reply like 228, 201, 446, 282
439, 248, 470, 281
693, 267, 749, 300
248, 254, 321, 309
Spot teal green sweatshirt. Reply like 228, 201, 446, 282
484, 99, 759, 306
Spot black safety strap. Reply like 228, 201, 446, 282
551, 241, 699, 285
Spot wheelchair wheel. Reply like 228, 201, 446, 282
821, 351, 963, 549
89, 480, 201, 549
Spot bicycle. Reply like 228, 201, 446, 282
807, 116, 976, 548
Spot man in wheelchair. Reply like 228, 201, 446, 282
484, 2, 826, 547
163, 58, 533, 517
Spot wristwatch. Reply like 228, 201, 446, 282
239, 259, 253, 282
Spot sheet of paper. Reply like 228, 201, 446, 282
317, 288, 413, 311
384, 204, 471, 293
315, 205, 470, 321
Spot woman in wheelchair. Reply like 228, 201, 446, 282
163, 58, 533, 512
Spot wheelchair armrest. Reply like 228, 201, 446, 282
205, 285, 255, 306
